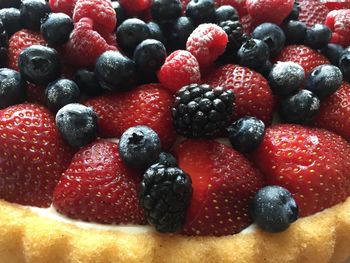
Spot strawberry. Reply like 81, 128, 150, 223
274, 45, 330, 74
53, 140, 146, 224
173, 139, 265, 236
0, 104, 73, 207
325, 9, 350, 47
324, 0, 350, 10
203, 64, 274, 125
85, 83, 176, 150
252, 124, 350, 217
49, 0, 77, 17
315, 82, 350, 141
298, 0, 330, 27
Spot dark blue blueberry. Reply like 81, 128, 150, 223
339, 48, 350, 81
0, 47, 8, 67
55, 103, 98, 148
304, 24, 332, 50
215, 5, 239, 24
256, 60, 273, 78
252, 23, 285, 56
95, 50, 137, 91
0, 68, 26, 109
151, 0, 182, 24
18, 45, 61, 85
168, 16, 195, 50
227, 117, 265, 153
283, 1, 300, 22
0, 8, 21, 36
147, 22, 166, 44
118, 125, 162, 170
0, 0, 21, 9
20, 0, 51, 32
0, 21, 9, 48
304, 65, 343, 99
45, 79, 80, 112
279, 89, 320, 125
116, 18, 151, 53
237, 38, 270, 70
321, 43, 344, 66
186, 0, 215, 25
74, 69, 104, 96
111, 1, 125, 27
281, 20, 307, 44
250, 186, 298, 233
134, 39, 166, 73
268, 62, 305, 97
40, 13, 73, 46
157, 152, 178, 167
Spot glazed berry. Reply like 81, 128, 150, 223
268, 62, 305, 97
111, 1, 125, 27
0, 0, 21, 9
0, 8, 21, 36
304, 65, 343, 99
74, 69, 104, 96
55, 103, 98, 148
134, 39, 166, 73
20, 0, 51, 32
168, 16, 195, 50
140, 163, 192, 233
45, 79, 80, 112
116, 18, 151, 53
283, 1, 300, 22
237, 39, 269, 70
95, 51, 137, 91
227, 117, 265, 153
186, 0, 216, 25
279, 89, 320, 125
281, 20, 307, 45
321, 44, 344, 66
40, 13, 73, 46
304, 24, 332, 50
157, 152, 177, 167
172, 84, 234, 138
147, 22, 166, 44
0, 68, 26, 109
250, 186, 298, 233
252, 23, 285, 56
215, 5, 239, 24
18, 45, 61, 85
118, 126, 162, 170
0, 47, 7, 67
151, 0, 182, 24
339, 49, 350, 81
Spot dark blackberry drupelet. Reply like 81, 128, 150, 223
172, 84, 234, 138
140, 163, 192, 233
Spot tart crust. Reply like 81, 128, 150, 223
0, 198, 349, 263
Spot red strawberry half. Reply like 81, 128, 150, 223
53, 140, 146, 224
173, 139, 265, 236
0, 104, 73, 207
252, 124, 350, 217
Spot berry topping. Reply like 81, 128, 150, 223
151, 0, 182, 24
134, 39, 166, 73
0, 68, 27, 109
186, 0, 215, 26
237, 38, 269, 71
281, 20, 307, 45
20, 0, 51, 32
304, 24, 332, 50
252, 23, 285, 57
325, 9, 350, 47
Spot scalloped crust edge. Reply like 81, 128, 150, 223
0, 198, 349, 263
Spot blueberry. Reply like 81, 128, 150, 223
45, 79, 80, 112
55, 103, 98, 148
0, 8, 21, 36
40, 13, 73, 46
18, 45, 61, 85
74, 69, 104, 96
268, 62, 305, 97
279, 89, 320, 125
116, 18, 151, 53
168, 16, 195, 50
215, 5, 239, 24
339, 49, 350, 81
95, 50, 137, 91
157, 152, 178, 167
186, 0, 216, 25
304, 24, 332, 50
0, 47, 8, 67
134, 39, 167, 73
250, 186, 298, 233
0, 68, 26, 109
20, 0, 51, 32
118, 125, 162, 170
304, 65, 343, 99
321, 44, 344, 66
283, 1, 300, 22
256, 60, 273, 78
252, 23, 285, 56
281, 20, 307, 44
237, 38, 270, 70
151, 0, 182, 24
227, 117, 265, 153
111, 1, 125, 27
0, 0, 21, 9
147, 22, 166, 44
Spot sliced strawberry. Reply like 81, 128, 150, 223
325, 9, 350, 47
173, 139, 265, 236
85, 83, 176, 150
53, 140, 146, 224
252, 124, 350, 217
0, 104, 73, 207
204, 64, 274, 125
298, 0, 330, 27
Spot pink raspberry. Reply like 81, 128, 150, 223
49, 0, 77, 17
325, 9, 350, 47
186, 24, 228, 68
119, 0, 152, 16
157, 50, 201, 93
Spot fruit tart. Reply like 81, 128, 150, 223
0, 0, 350, 262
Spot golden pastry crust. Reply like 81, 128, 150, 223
0, 198, 349, 263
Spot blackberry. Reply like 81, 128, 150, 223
172, 84, 234, 138
140, 163, 192, 233
219, 20, 245, 63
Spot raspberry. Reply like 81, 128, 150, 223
73, 0, 116, 32
186, 23, 228, 68
49, 0, 77, 17
118, 0, 152, 15
240, 14, 254, 34
246, 0, 294, 25
157, 50, 201, 93
325, 9, 350, 47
